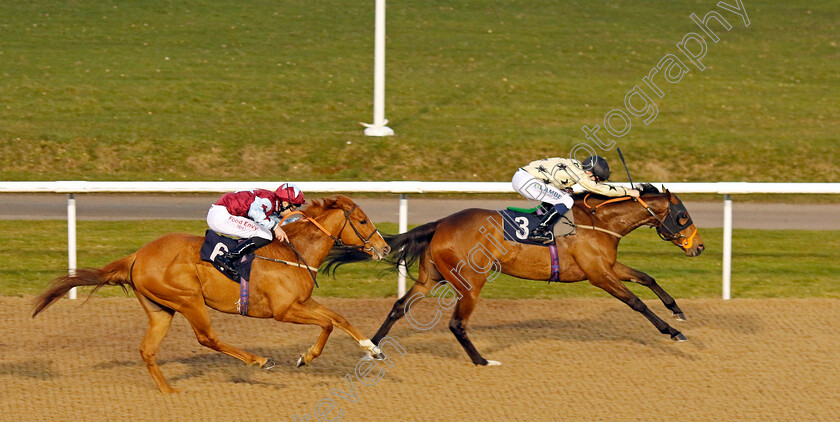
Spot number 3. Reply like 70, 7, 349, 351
514, 216, 529, 240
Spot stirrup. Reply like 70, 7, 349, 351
215, 256, 240, 279
528, 230, 554, 244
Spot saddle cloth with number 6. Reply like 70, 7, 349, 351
199, 230, 255, 283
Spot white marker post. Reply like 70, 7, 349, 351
67, 194, 78, 299
397, 194, 408, 297
722, 195, 733, 300
362, 0, 394, 137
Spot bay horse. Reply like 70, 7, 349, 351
32, 194, 390, 393
326, 184, 704, 365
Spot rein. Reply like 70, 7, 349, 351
576, 194, 633, 239
574, 224, 623, 239
256, 210, 323, 287
253, 255, 319, 272
582, 194, 634, 211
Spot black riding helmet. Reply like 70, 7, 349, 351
581, 155, 611, 182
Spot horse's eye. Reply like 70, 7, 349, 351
360, 220, 367, 225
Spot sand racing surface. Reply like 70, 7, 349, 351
1, 296, 838, 421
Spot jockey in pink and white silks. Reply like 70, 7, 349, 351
511, 156, 640, 244
206, 183, 306, 274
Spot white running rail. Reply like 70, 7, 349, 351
3, 181, 839, 299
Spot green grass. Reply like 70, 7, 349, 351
0, 0, 837, 183
4, 220, 839, 299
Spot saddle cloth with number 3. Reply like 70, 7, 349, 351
497, 208, 575, 246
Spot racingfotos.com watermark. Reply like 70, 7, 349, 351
291, 1, 750, 420
569, 0, 750, 163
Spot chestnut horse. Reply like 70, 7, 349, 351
326, 185, 704, 365
32, 195, 390, 393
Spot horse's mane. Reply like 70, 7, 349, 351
281, 194, 355, 238
299, 194, 355, 217
638, 183, 661, 195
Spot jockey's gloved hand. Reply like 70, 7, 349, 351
273, 226, 289, 243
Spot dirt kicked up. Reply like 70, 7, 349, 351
2, 296, 838, 421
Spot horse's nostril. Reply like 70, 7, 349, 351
383, 246, 391, 255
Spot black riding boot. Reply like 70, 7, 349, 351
216, 237, 271, 276
527, 205, 564, 244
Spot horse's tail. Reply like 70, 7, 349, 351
32, 254, 136, 318
384, 221, 439, 271
322, 220, 440, 276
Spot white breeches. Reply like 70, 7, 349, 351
206, 205, 273, 240
511, 169, 575, 208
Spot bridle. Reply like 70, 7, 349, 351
279, 204, 381, 254
260, 204, 382, 287
637, 196, 698, 249
330, 204, 382, 254
583, 192, 698, 249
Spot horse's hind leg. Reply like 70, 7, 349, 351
613, 262, 685, 321
449, 291, 497, 366
372, 254, 441, 345
136, 291, 178, 393
178, 301, 272, 368
371, 281, 435, 345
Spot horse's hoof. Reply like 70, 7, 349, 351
673, 312, 686, 321
485, 360, 502, 366
371, 352, 386, 361
671, 333, 688, 342
261, 359, 275, 370
296, 356, 306, 367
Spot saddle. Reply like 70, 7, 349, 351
498, 206, 576, 246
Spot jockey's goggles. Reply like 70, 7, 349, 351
279, 202, 300, 212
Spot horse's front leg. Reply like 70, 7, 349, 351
275, 298, 383, 366
272, 300, 336, 366
304, 298, 386, 360
613, 261, 686, 321
586, 267, 686, 341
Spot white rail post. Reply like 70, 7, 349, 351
67, 194, 78, 300
722, 194, 732, 300
362, 0, 394, 137
397, 194, 408, 297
